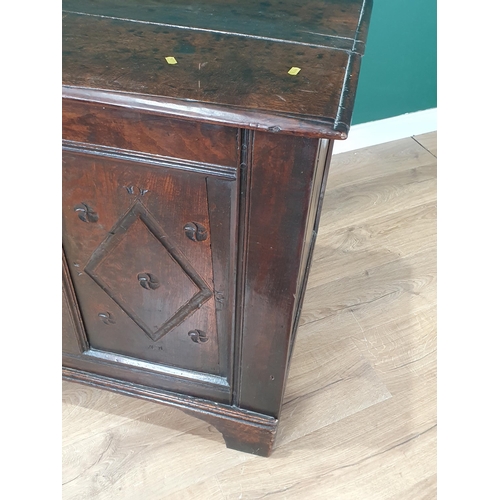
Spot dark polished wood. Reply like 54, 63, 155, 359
63, 99, 239, 166
63, 0, 372, 138
62, 0, 372, 456
63, 367, 278, 456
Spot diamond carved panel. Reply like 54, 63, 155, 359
85, 200, 212, 342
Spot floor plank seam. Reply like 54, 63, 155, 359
411, 135, 437, 159
315, 423, 437, 477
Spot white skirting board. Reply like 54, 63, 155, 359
332, 108, 437, 154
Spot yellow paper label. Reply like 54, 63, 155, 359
165, 56, 178, 64
288, 67, 301, 75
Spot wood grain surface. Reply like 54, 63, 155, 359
62, 0, 372, 138
62, 132, 437, 499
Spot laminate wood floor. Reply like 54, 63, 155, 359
62, 132, 437, 500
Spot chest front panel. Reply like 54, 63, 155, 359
62, 104, 239, 397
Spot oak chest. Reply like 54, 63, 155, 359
62, 0, 372, 456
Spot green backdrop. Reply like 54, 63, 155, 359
352, 0, 437, 125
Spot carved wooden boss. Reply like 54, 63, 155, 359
62, 0, 372, 456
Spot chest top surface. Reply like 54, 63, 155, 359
62, 0, 372, 138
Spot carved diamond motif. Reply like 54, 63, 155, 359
85, 201, 212, 341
